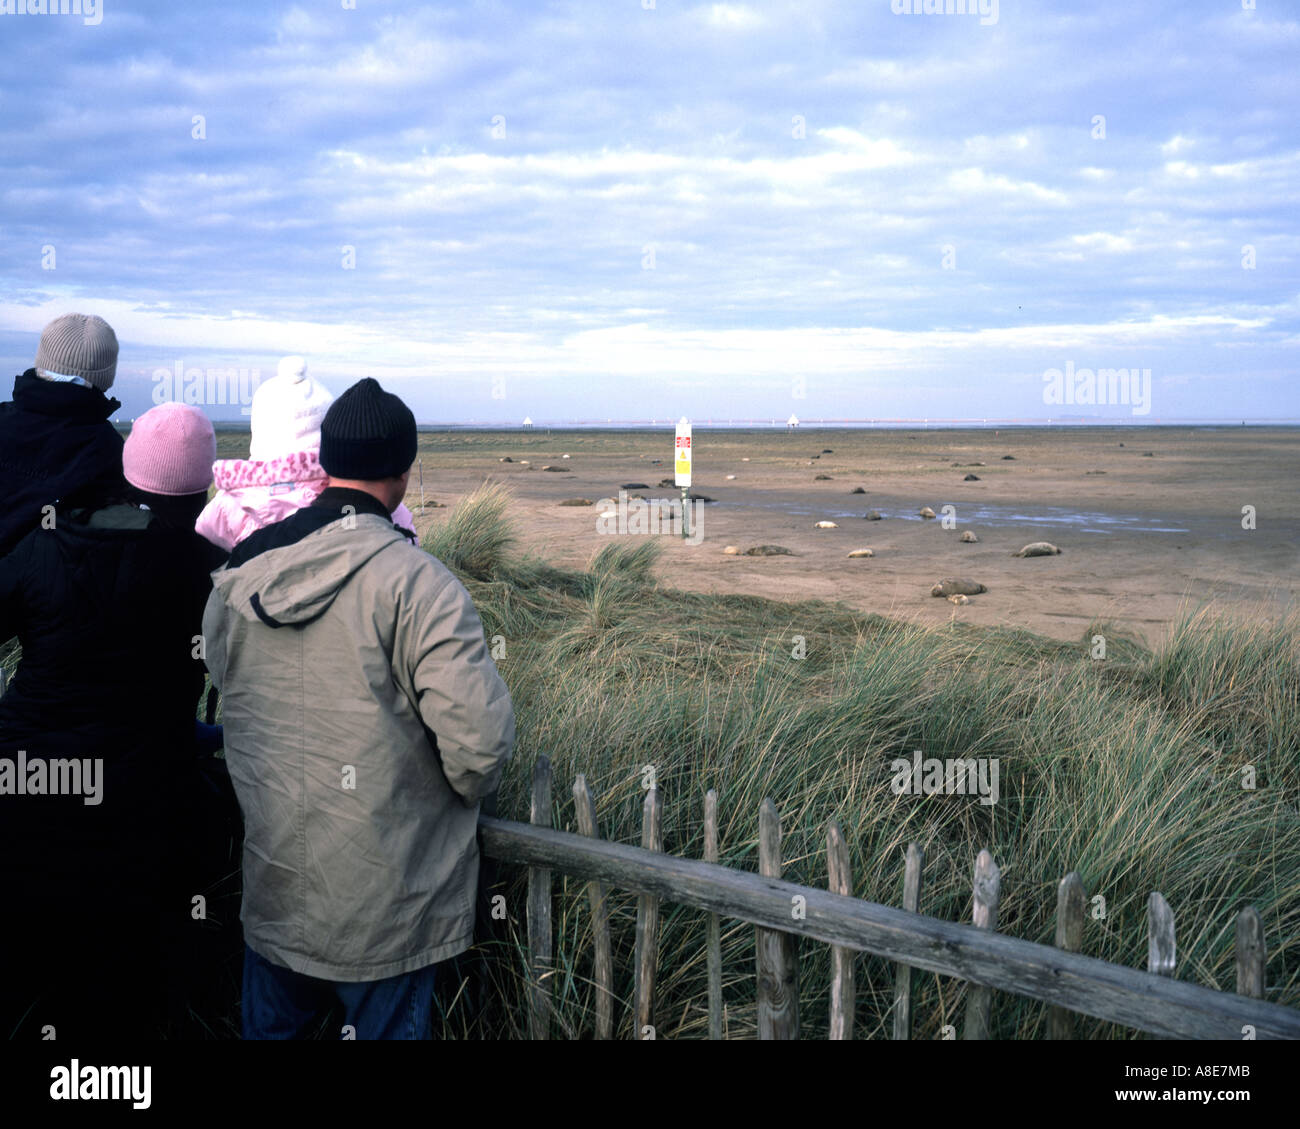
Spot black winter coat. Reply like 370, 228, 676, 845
0, 369, 125, 561
0, 504, 228, 916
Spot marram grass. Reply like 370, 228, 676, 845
424, 485, 1300, 1040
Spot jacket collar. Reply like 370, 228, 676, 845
12, 368, 121, 421
311, 486, 394, 523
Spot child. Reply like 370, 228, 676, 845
0, 313, 126, 559
196, 356, 415, 551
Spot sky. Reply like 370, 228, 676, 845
0, 0, 1296, 424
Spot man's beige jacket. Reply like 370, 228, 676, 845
202, 513, 514, 981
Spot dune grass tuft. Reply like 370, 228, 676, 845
420, 481, 516, 580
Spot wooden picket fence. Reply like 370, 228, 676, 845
476, 756, 1300, 1040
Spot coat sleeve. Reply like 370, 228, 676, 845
200, 587, 229, 692
403, 561, 514, 807
195, 493, 253, 553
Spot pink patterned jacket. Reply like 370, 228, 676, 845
195, 449, 417, 552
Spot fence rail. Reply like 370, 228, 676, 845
477, 757, 1300, 1041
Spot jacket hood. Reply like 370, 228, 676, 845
211, 513, 407, 628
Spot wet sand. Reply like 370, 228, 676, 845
220, 425, 1300, 645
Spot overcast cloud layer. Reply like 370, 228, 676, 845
1, 0, 1296, 423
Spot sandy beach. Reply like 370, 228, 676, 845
218, 425, 1299, 645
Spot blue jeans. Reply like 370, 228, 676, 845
242, 943, 437, 1040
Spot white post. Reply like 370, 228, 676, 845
675, 417, 692, 540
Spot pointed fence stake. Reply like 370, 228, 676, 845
826, 820, 854, 1040
892, 843, 925, 1040
1147, 891, 1176, 1040
1049, 871, 1087, 1039
704, 789, 722, 1040
634, 786, 663, 1038
1147, 892, 1176, 977
1235, 906, 1265, 1000
963, 849, 1001, 1040
527, 756, 553, 1039
573, 773, 614, 1040
756, 798, 800, 1039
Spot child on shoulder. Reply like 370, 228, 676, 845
196, 356, 415, 550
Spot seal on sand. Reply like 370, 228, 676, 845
960, 530, 978, 542
1013, 542, 1061, 557
847, 548, 874, 558
864, 510, 882, 520
930, 578, 987, 597
815, 520, 838, 528
919, 506, 937, 519
947, 593, 970, 605
745, 545, 795, 556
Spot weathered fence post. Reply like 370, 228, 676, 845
704, 788, 722, 1040
1049, 871, 1087, 1039
572, 773, 614, 1040
634, 785, 663, 1038
1147, 891, 1176, 1040
527, 757, 553, 1039
892, 842, 925, 1040
1147, 892, 1176, 978
826, 820, 854, 1040
963, 848, 1001, 1040
756, 798, 800, 1039
1235, 906, 1265, 1000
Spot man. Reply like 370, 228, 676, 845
202, 377, 514, 1040
0, 313, 125, 560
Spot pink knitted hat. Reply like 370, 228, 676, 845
124, 403, 216, 496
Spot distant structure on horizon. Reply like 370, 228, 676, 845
522, 416, 533, 431
787, 414, 799, 430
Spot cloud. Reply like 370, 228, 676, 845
0, 0, 1294, 421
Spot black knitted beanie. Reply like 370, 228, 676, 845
319, 377, 417, 480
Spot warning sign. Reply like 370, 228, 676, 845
674, 418, 692, 487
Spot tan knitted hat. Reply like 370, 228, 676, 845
34, 313, 119, 391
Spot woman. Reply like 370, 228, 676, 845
0, 402, 235, 1039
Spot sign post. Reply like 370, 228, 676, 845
674, 417, 692, 540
